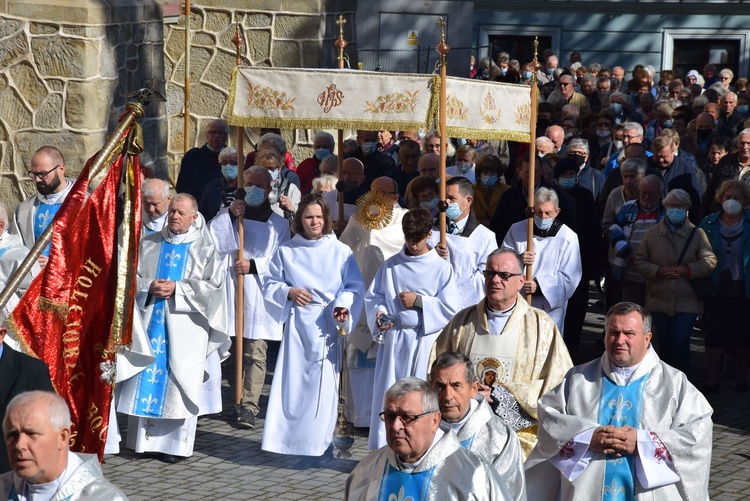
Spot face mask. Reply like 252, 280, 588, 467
457, 162, 473, 173
523, 71, 533, 80
596, 129, 611, 138
481, 174, 498, 186
336, 180, 359, 193
534, 215, 554, 230
244, 185, 266, 206
697, 129, 712, 141
666, 207, 687, 225
614, 140, 624, 151
221, 163, 238, 180
501, 68, 508, 75
537, 118, 551, 129
538, 152, 547, 159
269, 168, 280, 180
546, 67, 554, 75
610, 103, 623, 115
457, 138, 467, 146
557, 177, 576, 190
564, 132, 574, 140
569, 154, 586, 168
723, 199, 743, 216
314, 148, 331, 161
736, 105, 748, 115
361, 141, 378, 155
445, 202, 462, 221
482, 69, 490, 78
420, 197, 439, 210
662, 119, 674, 128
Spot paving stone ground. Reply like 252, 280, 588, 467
103, 293, 750, 500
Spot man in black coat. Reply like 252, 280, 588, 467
175, 119, 228, 203
0, 324, 55, 473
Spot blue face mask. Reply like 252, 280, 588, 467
269, 168, 280, 180
610, 103, 623, 115
662, 119, 674, 128
546, 67, 555, 76
501, 67, 508, 75
481, 174, 498, 186
420, 197, 439, 210
314, 148, 331, 161
534, 215, 554, 230
244, 185, 266, 206
221, 163, 238, 180
557, 177, 576, 190
445, 202, 462, 221
361, 142, 378, 155
736, 105, 749, 115
456, 162, 473, 173
666, 207, 687, 225
523, 71, 533, 80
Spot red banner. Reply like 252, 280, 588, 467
9, 144, 141, 460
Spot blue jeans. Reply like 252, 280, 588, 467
650, 312, 697, 372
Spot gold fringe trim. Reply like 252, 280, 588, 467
445, 127, 531, 143
226, 115, 427, 132
38, 296, 69, 319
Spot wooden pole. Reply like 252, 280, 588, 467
436, 18, 450, 245
182, 0, 191, 156
231, 24, 245, 411
335, 15, 348, 224
526, 38, 540, 303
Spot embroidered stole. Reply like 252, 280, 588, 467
598, 371, 648, 500
34, 201, 62, 256
469, 329, 519, 387
131, 241, 192, 417
379, 463, 436, 501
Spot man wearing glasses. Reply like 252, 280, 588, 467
12, 146, 74, 267
430, 248, 572, 459
345, 377, 511, 500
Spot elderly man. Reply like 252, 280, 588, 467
551, 74, 590, 116
141, 178, 172, 237
1, 391, 127, 499
648, 135, 702, 223
603, 122, 649, 178
430, 352, 526, 501
536, 136, 554, 157
545, 125, 566, 156
199, 147, 242, 222
680, 112, 716, 170
322, 157, 368, 229
340, 177, 408, 427
422, 131, 456, 166
525, 302, 713, 501
117, 194, 228, 463
176, 119, 228, 202
537, 54, 558, 87
417, 152, 440, 179
209, 166, 291, 429
703, 128, 750, 215
0, 321, 54, 474
345, 130, 396, 188
612, 66, 627, 92
431, 248, 573, 458
345, 378, 512, 500
12, 146, 75, 266
297, 131, 335, 194
502, 188, 582, 335
719, 91, 748, 137
384, 139, 421, 198
429, 176, 498, 309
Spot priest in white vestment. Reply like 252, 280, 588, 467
429, 176, 498, 309
346, 378, 512, 501
117, 194, 229, 462
261, 194, 364, 460
141, 178, 172, 237
430, 351, 527, 501
11, 146, 75, 267
365, 208, 460, 449
430, 248, 573, 459
339, 177, 407, 427
208, 166, 291, 429
501, 187, 582, 335
525, 302, 713, 501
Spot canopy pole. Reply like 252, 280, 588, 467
436, 18, 450, 245
526, 38, 540, 303
335, 15, 348, 225
182, 0, 191, 156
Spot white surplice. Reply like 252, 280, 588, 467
365, 246, 460, 449
502, 221, 582, 335
261, 233, 364, 456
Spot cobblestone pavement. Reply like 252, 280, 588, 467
103, 295, 750, 500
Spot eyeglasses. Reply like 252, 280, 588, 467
559, 82, 572, 87
483, 270, 523, 281
720, 76, 731, 81
379, 410, 434, 425
27, 164, 60, 180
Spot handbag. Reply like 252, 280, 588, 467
677, 227, 718, 301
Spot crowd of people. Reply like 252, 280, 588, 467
2, 48, 747, 499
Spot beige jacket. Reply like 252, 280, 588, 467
633, 219, 717, 315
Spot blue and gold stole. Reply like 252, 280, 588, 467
34, 201, 62, 256
131, 240, 192, 417
598, 371, 648, 500
379, 463, 436, 501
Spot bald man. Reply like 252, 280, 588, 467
546, 125, 566, 155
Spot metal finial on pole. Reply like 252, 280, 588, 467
335, 15, 348, 64
436, 17, 450, 247
526, 36, 540, 302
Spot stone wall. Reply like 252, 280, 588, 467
0, 0, 166, 214
164, 0, 358, 180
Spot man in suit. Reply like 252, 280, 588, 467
0, 319, 55, 473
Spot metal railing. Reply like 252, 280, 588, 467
357, 46, 488, 77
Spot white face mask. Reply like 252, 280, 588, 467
723, 199, 743, 216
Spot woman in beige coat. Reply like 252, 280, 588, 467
634, 188, 717, 372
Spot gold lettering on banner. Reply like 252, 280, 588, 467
62, 257, 103, 373
317, 84, 344, 113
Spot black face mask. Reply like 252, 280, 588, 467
335, 180, 359, 193
697, 128, 712, 141
537, 118, 552, 129
568, 154, 586, 167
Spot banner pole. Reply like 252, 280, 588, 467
182, 0, 191, 157
0, 103, 144, 313
231, 24, 245, 414
436, 18, 450, 246
526, 38, 540, 303
335, 15, 348, 226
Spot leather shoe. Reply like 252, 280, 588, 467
159, 454, 185, 464
238, 408, 256, 429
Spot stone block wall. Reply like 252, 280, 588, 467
164, 0, 358, 180
0, 0, 166, 214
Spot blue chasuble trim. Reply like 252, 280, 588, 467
0, 247, 8, 259
356, 348, 377, 369
598, 370, 649, 501
132, 241, 192, 417
460, 435, 475, 449
34, 202, 62, 257
378, 463, 436, 501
